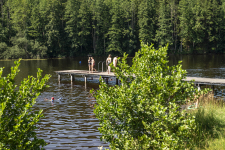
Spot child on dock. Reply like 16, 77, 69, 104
113, 56, 118, 67
91, 57, 96, 72
88, 57, 92, 73
106, 54, 112, 74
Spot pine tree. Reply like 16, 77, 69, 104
107, 0, 123, 54
178, 0, 195, 52
64, 0, 81, 56
138, 0, 157, 44
44, 0, 67, 57
77, 0, 92, 55
155, 0, 173, 47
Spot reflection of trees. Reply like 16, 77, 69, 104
168, 54, 225, 78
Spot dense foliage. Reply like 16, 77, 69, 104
92, 43, 202, 149
0, 60, 51, 149
1, 0, 225, 58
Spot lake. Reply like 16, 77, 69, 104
1, 54, 225, 149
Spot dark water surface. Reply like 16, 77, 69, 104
1, 54, 225, 149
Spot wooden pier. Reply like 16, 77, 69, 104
55, 70, 119, 84
184, 77, 225, 86
55, 70, 225, 88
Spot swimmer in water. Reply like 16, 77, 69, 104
51, 97, 54, 102
44, 97, 55, 102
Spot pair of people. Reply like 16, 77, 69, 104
88, 57, 96, 73
106, 54, 118, 74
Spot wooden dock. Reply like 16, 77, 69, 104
184, 77, 225, 86
55, 70, 118, 84
55, 70, 225, 87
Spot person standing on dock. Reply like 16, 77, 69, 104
91, 57, 96, 72
113, 56, 118, 67
88, 57, 92, 73
106, 54, 112, 74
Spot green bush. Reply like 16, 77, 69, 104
0, 42, 8, 59
93, 43, 202, 149
0, 59, 51, 149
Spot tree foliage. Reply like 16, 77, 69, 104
0, 59, 51, 149
93, 43, 202, 149
1, 0, 225, 58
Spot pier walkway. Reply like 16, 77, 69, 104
55, 70, 225, 88
55, 70, 118, 84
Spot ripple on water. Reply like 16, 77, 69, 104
34, 81, 109, 149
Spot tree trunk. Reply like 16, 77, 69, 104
92, 21, 96, 54
7, 1, 10, 28
181, 41, 182, 52
104, 36, 105, 54
97, 22, 99, 53
1, 0, 3, 26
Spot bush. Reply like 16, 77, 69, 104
0, 42, 9, 59
0, 59, 51, 149
93, 43, 203, 149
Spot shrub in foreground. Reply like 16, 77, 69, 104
0, 60, 51, 149
93, 43, 205, 149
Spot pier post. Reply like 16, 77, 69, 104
84, 76, 87, 85
58, 74, 61, 82
71, 81, 73, 95
197, 84, 201, 91
70, 74, 75, 82
84, 76, 87, 89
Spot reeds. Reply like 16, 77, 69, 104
190, 92, 225, 149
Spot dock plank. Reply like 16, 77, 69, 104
184, 77, 225, 86
55, 70, 225, 86
55, 70, 115, 77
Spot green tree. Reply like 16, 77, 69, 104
96, 0, 111, 55
93, 43, 201, 149
64, 0, 81, 56
155, 0, 173, 47
155, 0, 179, 51
178, 0, 195, 52
77, 0, 92, 54
0, 0, 11, 44
187, 0, 222, 52
217, 0, 225, 52
90, 0, 111, 55
0, 42, 8, 58
44, 0, 67, 57
107, 0, 123, 54
0, 59, 51, 149
121, 0, 139, 55
10, 0, 31, 32
138, 0, 157, 44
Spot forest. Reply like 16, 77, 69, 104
0, 0, 225, 59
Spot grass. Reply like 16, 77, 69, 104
190, 92, 225, 149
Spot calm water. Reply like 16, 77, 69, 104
1, 54, 225, 149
